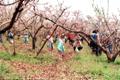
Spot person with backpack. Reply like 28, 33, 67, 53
90, 30, 101, 56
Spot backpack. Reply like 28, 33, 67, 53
91, 33, 97, 42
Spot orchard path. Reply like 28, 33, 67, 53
0, 42, 91, 80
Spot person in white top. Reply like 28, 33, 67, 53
47, 34, 54, 51
23, 32, 29, 44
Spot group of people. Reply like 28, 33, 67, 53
66, 33, 83, 52
0, 29, 113, 57
46, 29, 113, 59
46, 31, 83, 59
0, 31, 30, 44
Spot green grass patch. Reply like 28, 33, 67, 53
0, 51, 57, 65
1, 43, 120, 79
65, 44, 120, 80
0, 51, 57, 79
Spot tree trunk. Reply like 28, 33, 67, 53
32, 37, 36, 50
36, 26, 58, 56
107, 56, 116, 63
13, 39, 16, 56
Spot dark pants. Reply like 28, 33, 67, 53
68, 38, 74, 46
73, 46, 83, 52
90, 41, 101, 56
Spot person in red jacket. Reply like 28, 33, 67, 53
67, 33, 76, 46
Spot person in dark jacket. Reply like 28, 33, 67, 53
90, 30, 101, 56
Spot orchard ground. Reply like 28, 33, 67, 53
0, 40, 120, 80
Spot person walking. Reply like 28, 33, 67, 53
57, 35, 65, 59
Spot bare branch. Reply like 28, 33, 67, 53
0, 0, 19, 6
